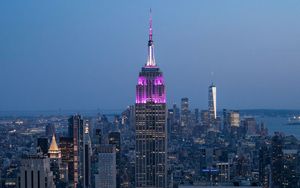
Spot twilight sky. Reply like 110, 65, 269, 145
1, 1, 300, 111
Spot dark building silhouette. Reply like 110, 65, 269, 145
282, 149, 299, 188
37, 137, 49, 156
271, 133, 284, 188
68, 115, 84, 188
259, 143, 271, 187
45, 123, 56, 138
109, 131, 121, 188
94, 129, 102, 145
59, 137, 74, 185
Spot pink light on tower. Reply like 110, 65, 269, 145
149, 8, 153, 41
146, 9, 156, 67
136, 75, 166, 104
136, 10, 165, 104
135, 10, 167, 187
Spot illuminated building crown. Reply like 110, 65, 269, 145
136, 10, 166, 104
48, 135, 61, 159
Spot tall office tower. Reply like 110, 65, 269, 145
37, 137, 49, 156
59, 137, 74, 185
167, 109, 174, 139
68, 115, 84, 188
95, 145, 116, 188
259, 144, 271, 187
83, 123, 92, 188
18, 155, 55, 188
200, 110, 209, 129
208, 83, 217, 121
48, 135, 62, 186
45, 124, 56, 138
171, 104, 180, 135
135, 12, 167, 188
108, 132, 121, 166
180, 97, 189, 127
241, 117, 257, 135
108, 131, 121, 188
229, 111, 240, 136
172, 104, 180, 123
223, 109, 229, 133
271, 133, 284, 188
223, 109, 240, 131
121, 108, 129, 126
93, 129, 102, 145
282, 149, 299, 187
194, 108, 199, 124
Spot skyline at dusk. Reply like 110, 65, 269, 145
1, 1, 300, 111
1, 2, 300, 188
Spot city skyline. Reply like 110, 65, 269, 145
1, 2, 300, 187
1, 1, 300, 111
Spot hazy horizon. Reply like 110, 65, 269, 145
1, 1, 300, 111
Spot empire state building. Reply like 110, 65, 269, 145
135, 12, 167, 188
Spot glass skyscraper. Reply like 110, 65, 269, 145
208, 83, 217, 121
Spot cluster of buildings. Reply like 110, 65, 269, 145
0, 14, 300, 188
166, 95, 299, 187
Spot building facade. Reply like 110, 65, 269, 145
18, 155, 55, 188
95, 145, 116, 188
83, 123, 92, 188
68, 115, 84, 188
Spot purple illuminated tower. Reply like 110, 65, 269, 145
135, 11, 167, 188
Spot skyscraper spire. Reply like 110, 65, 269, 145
146, 8, 156, 67
149, 8, 152, 41
48, 134, 61, 159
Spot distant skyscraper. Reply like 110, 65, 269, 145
45, 123, 56, 138
37, 137, 49, 156
48, 135, 62, 186
59, 137, 74, 185
208, 83, 217, 122
94, 128, 102, 145
241, 117, 257, 135
108, 132, 121, 188
68, 115, 84, 188
282, 149, 299, 187
259, 143, 271, 187
200, 110, 209, 128
194, 108, 199, 124
180, 97, 189, 127
135, 12, 167, 188
83, 123, 92, 188
108, 132, 121, 164
223, 109, 240, 127
18, 155, 55, 188
95, 145, 116, 188
223, 109, 241, 137
167, 109, 174, 140
172, 104, 180, 123
271, 133, 284, 188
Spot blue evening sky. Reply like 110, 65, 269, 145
1, 1, 300, 111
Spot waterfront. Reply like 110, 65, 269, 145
258, 116, 300, 139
